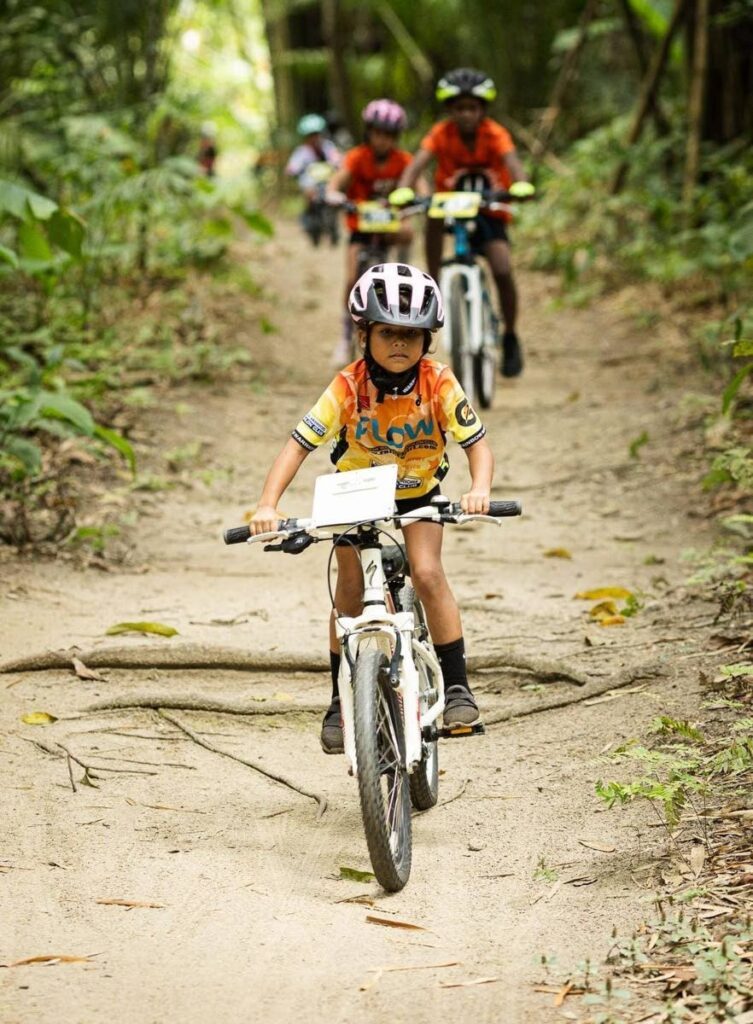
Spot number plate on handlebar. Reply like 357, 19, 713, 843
429, 191, 482, 220
307, 161, 333, 184
356, 201, 400, 233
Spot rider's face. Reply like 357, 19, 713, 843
448, 97, 485, 134
367, 128, 398, 157
365, 323, 425, 371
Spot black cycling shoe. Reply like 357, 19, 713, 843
443, 685, 480, 727
320, 698, 344, 754
501, 331, 524, 378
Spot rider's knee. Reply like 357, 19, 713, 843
410, 562, 446, 601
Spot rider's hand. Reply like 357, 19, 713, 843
325, 189, 346, 206
388, 186, 415, 207
460, 489, 491, 515
509, 181, 536, 199
246, 504, 281, 536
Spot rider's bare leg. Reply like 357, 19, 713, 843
401, 520, 461, 641
402, 519, 478, 722
483, 238, 517, 331
484, 238, 523, 377
396, 222, 414, 265
329, 543, 364, 657
425, 218, 444, 284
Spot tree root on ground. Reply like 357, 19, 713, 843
156, 710, 327, 818
1, 644, 590, 686
484, 661, 668, 727
22, 736, 160, 792
87, 696, 325, 716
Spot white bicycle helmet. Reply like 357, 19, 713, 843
348, 263, 444, 329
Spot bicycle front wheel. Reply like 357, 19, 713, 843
354, 649, 412, 891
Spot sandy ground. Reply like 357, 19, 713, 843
1, 221, 716, 1023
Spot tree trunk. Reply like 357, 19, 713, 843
260, 0, 295, 134
531, 0, 600, 161
610, 0, 688, 194
683, 0, 709, 204
321, 0, 354, 138
703, 0, 753, 143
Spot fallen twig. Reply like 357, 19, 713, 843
86, 696, 325, 716
156, 710, 327, 818
23, 737, 159, 780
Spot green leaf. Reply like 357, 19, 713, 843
339, 866, 376, 883
48, 209, 85, 258
722, 363, 753, 415
38, 392, 94, 436
105, 622, 178, 637
18, 222, 53, 262
0, 178, 57, 221
1, 436, 42, 475
22, 711, 58, 725
239, 209, 274, 237
628, 431, 649, 459
719, 663, 753, 679
0, 243, 18, 267
94, 425, 135, 473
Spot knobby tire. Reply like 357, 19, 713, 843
353, 649, 412, 891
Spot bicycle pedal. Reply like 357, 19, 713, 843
438, 722, 486, 739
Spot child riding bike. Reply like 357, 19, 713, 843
325, 100, 415, 367
285, 114, 342, 241
247, 263, 494, 754
397, 68, 530, 378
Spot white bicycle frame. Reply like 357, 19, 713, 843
244, 502, 502, 779
440, 260, 484, 362
334, 530, 444, 778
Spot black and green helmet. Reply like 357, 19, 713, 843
436, 68, 496, 104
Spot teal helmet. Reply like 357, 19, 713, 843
436, 68, 496, 104
297, 113, 327, 136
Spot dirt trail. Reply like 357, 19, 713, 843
2, 222, 715, 1023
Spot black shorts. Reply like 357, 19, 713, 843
469, 213, 509, 251
349, 230, 396, 247
333, 486, 442, 548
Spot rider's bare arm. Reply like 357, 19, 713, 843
398, 149, 433, 192
326, 166, 351, 201
503, 149, 527, 183
461, 437, 494, 515
249, 438, 310, 534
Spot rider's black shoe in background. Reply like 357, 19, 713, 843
501, 330, 524, 378
320, 698, 344, 754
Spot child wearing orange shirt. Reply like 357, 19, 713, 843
326, 100, 413, 366
399, 68, 529, 378
248, 264, 494, 754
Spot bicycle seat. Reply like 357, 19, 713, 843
382, 543, 408, 579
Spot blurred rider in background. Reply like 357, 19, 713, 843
286, 114, 342, 240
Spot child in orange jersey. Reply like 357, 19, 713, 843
248, 264, 494, 753
399, 68, 529, 377
326, 99, 414, 366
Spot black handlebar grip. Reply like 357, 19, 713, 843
223, 525, 252, 545
488, 500, 522, 517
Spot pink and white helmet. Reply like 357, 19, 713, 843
362, 98, 407, 133
348, 263, 444, 329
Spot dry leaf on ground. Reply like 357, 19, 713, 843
21, 711, 57, 725
439, 976, 499, 989
105, 621, 178, 637
578, 839, 616, 853
95, 898, 165, 909
575, 586, 633, 600
71, 657, 105, 681
340, 866, 376, 883
9, 954, 94, 967
544, 548, 572, 559
366, 914, 427, 931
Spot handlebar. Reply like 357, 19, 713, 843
223, 499, 521, 546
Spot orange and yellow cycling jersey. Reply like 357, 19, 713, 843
343, 144, 412, 232
420, 117, 514, 220
291, 357, 486, 499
